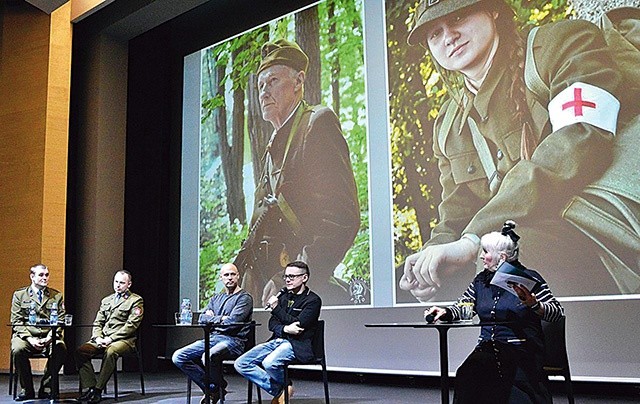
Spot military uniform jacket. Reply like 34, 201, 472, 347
244, 101, 360, 291
92, 291, 143, 347
428, 20, 626, 245
11, 286, 65, 340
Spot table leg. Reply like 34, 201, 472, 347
437, 327, 450, 404
204, 325, 211, 404
51, 325, 58, 401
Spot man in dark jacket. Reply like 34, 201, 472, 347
234, 261, 321, 404
234, 38, 360, 307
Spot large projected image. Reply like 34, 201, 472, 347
388, 0, 640, 303
198, 0, 370, 308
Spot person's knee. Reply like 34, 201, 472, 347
171, 350, 181, 366
234, 356, 249, 373
103, 346, 122, 361
262, 356, 281, 373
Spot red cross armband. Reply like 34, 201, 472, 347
548, 82, 620, 135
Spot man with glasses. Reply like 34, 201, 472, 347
11, 264, 66, 401
235, 261, 322, 404
172, 263, 253, 404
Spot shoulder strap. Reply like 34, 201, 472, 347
524, 26, 549, 100
437, 99, 459, 154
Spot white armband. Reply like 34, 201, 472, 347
461, 233, 481, 246
548, 82, 620, 135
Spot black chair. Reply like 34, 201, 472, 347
283, 319, 329, 404
78, 330, 145, 401
541, 317, 574, 404
186, 320, 262, 404
8, 345, 51, 399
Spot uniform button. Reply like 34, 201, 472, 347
467, 164, 476, 174
278, 218, 283, 223
257, 200, 264, 207
497, 149, 503, 160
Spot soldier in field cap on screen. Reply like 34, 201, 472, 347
233, 38, 361, 308
399, 0, 640, 303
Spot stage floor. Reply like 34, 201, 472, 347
0, 369, 638, 403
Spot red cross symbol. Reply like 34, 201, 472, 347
562, 87, 596, 116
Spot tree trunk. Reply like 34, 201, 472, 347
295, 6, 321, 105
219, 46, 246, 224
327, 0, 340, 116
247, 72, 272, 188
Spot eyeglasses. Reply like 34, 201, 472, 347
282, 273, 306, 280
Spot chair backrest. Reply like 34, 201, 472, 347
311, 320, 326, 362
541, 317, 570, 373
244, 320, 258, 352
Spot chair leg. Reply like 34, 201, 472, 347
564, 373, 575, 404
284, 366, 290, 404
322, 362, 330, 404
186, 377, 191, 404
113, 365, 119, 401
8, 352, 13, 396
12, 371, 18, 400
138, 352, 145, 395
246, 380, 262, 404
247, 379, 252, 403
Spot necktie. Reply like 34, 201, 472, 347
37, 289, 43, 303
115, 293, 120, 304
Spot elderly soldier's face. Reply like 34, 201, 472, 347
30, 266, 50, 289
258, 64, 304, 129
425, 8, 499, 78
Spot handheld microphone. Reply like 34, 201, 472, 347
265, 287, 288, 310
424, 311, 436, 324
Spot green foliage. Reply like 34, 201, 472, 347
388, 0, 571, 268
198, 170, 249, 307
198, 0, 371, 300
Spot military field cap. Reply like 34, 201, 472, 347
407, 0, 484, 46
257, 39, 309, 75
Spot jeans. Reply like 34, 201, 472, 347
172, 333, 244, 393
234, 338, 295, 397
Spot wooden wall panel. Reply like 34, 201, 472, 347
0, 2, 72, 371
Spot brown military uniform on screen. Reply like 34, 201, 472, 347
427, 20, 638, 294
238, 100, 360, 303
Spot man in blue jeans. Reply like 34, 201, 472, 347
172, 263, 253, 404
234, 261, 322, 404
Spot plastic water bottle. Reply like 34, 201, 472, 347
180, 298, 192, 325
49, 301, 59, 325
28, 301, 37, 325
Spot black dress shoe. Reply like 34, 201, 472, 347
37, 389, 52, 399
78, 387, 96, 401
15, 389, 35, 401
87, 388, 103, 404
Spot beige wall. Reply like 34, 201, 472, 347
72, 33, 128, 342
0, 2, 72, 371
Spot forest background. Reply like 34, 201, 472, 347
197, 0, 368, 306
